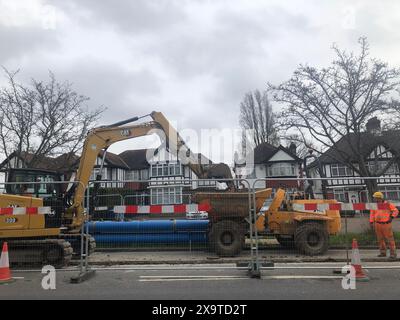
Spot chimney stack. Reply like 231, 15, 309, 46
289, 142, 297, 156
366, 117, 381, 135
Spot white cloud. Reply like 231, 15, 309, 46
0, 0, 64, 29
1, 0, 400, 162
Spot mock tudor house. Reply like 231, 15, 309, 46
0, 148, 232, 205
0, 151, 78, 172
234, 142, 302, 191
0, 151, 128, 187
0, 151, 80, 181
119, 148, 197, 205
119, 149, 232, 205
310, 117, 400, 203
90, 150, 130, 188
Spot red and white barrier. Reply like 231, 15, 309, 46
0, 207, 52, 215
113, 204, 211, 215
292, 202, 396, 212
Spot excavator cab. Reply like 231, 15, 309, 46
2, 168, 65, 230
5, 168, 63, 199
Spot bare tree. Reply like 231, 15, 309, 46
270, 38, 400, 197
0, 69, 105, 170
239, 90, 279, 150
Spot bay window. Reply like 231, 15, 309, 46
267, 163, 296, 177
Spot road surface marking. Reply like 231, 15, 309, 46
139, 275, 248, 282
141, 275, 245, 278
139, 278, 248, 282
139, 275, 344, 282
262, 275, 343, 280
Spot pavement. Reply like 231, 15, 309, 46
1, 262, 400, 300
82, 247, 400, 266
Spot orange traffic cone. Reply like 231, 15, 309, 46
0, 242, 12, 283
351, 239, 369, 282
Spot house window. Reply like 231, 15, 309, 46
151, 187, 183, 205
385, 164, 400, 175
141, 169, 149, 180
91, 168, 100, 180
331, 164, 353, 177
333, 188, 347, 202
150, 162, 182, 177
127, 170, 139, 181
267, 163, 295, 177
367, 161, 384, 173
368, 161, 400, 175
381, 187, 400, 201
127, 169, 150, 181
197, 180, 217, 187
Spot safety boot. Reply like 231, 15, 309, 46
388, 253, 397, 261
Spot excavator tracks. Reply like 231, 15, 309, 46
7, 239, 73, 269
3, 234, 96, 269
59, 234, 96, 257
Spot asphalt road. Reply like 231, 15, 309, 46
1, 263, 399, 300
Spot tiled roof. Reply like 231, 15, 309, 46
316, 130, 400, 165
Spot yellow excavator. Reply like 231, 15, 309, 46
0, 111, 213, 267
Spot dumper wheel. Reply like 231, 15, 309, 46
209, 220, 244, 257
275, 235, 295, 248
294, 222, 329, 256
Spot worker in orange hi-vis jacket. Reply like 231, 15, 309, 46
370, 192, 399, 260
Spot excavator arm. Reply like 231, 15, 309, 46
66, 111, 207, 230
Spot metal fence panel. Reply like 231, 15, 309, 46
85, 179, 256, 271
1, 178, 259, 276
251, 176, 400, 271
2, 175, 399, 282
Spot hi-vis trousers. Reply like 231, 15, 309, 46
375, 223, 396, 256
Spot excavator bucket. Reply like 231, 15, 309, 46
268, 189, 286, 212
254, 188, 272, 212
255, 188, 285, 232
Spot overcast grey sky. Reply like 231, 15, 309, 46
1, 0, 400, 163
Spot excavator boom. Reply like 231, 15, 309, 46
66, 111, 207, 230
